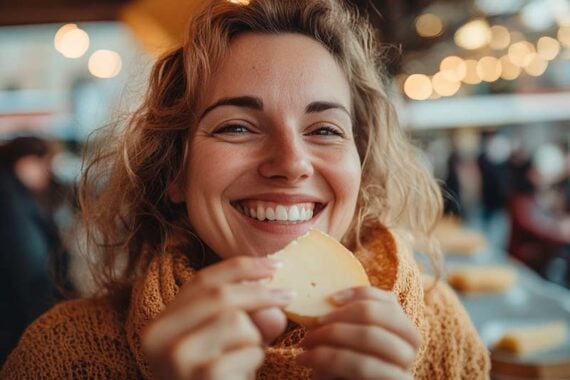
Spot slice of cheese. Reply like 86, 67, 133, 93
447, 265, 516, 293
266, 229, 370, 327
494, 321, 567, 355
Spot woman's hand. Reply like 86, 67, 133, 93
142, 257, 294, 380
296, 287, 421, 380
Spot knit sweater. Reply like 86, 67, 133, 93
2, 227, 490, 379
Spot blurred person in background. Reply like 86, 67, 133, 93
507, 143, 570, 287
0, 136, 69, 364
477, 132, 510, 224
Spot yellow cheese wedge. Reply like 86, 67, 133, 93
266, 229, 370, 327
495, 321, 567, 355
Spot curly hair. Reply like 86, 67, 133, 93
80, 0, 443, 298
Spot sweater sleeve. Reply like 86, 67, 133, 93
414, 278, 491, 380
1, 298, 141, 379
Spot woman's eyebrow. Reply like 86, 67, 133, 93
305, 101, 351, 118
200, 96, 264, 120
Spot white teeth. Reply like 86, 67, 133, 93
288, 205, 300, 220
265, 207, 276, 221
237, 202, 317, 223
256, 205, 265, 221
275, 205, 288, 221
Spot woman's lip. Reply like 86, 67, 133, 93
232, 193, 325, 204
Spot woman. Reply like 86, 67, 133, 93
2, 0, 490, 378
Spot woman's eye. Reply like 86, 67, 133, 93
213, 124, 251, 135
308, 126, 344, 137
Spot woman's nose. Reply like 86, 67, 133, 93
258, 132, 314, 183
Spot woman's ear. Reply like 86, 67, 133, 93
167, 180, 185, 204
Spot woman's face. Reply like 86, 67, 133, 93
180, 33, 361, 258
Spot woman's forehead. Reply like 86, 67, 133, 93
199, 33, 352, 111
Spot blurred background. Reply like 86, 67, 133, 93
0, 0, 569, 377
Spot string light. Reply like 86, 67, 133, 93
416, 13, 444, 38
432, 72, 461, 96
455, 19, 491, 50
88, 50, 122, 78
537, 36, 561, 60
489, 25, 511, 50
477, 56, 502, 82
508, 41, 536, 67
54, 24, 89, 58
499, 55, 521, 80
558, 26, 570, 47
462, 59, 482, 84
524, 55, 548, 76
404, 74, 433, 100
440, 56, 467, 82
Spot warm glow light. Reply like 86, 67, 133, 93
558, 26, 570, 47
415, 13, 443, 38
489, 25, 511, 50
227, 0, 250, 4
432, 72, 461, 96
54, 24, 89, 58
88, 50, 122, 79
477, 56, 502, 82
523, 54, 548, 76
508, 41, 536, 67
462, 59, 482, 84
454, 19, 491, 50
54, 23, 77, 49
499, 55, 521, 80
440, 56, 466, 82
404, 74, 433, 100
537, 36, 561, 60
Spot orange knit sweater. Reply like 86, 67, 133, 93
2, 228, 490, 379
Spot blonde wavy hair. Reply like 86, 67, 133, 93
80, 0, 443, 298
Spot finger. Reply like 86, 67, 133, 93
249, 307, 288, 345
194, 346, 265, 380
329, 287, 396, 306
318, 300, 421, 349
297, 346, 412, 380
143, 283, 294, 356
180, 256, 282, 300
302, 323, 417, 370
166, 310, 262, 378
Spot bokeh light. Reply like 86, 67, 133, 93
54, 24, 89, 58
523, 54, 548, 76
227, 0, 251, 4
508, 41, 536, 67
537, 36, 561, 60
499, 55, 521, 80
477, 56, 502, 82
455, 19, 491, 50
489, 25, 511, 50
404, 74, 433, 100
416, 13, 444, 38
558, 25, 570, 47
462, 59, 482, 84
432, 72, 461, 96
88, 50, 123, 79
440, 56, 467, 82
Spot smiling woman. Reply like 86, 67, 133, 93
2, 0, 490, 379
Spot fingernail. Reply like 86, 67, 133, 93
271, 288, 296, 303
331, 288, 355, 304
262, 258, 283, 270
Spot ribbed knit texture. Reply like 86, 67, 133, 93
2, 227, 490, 379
